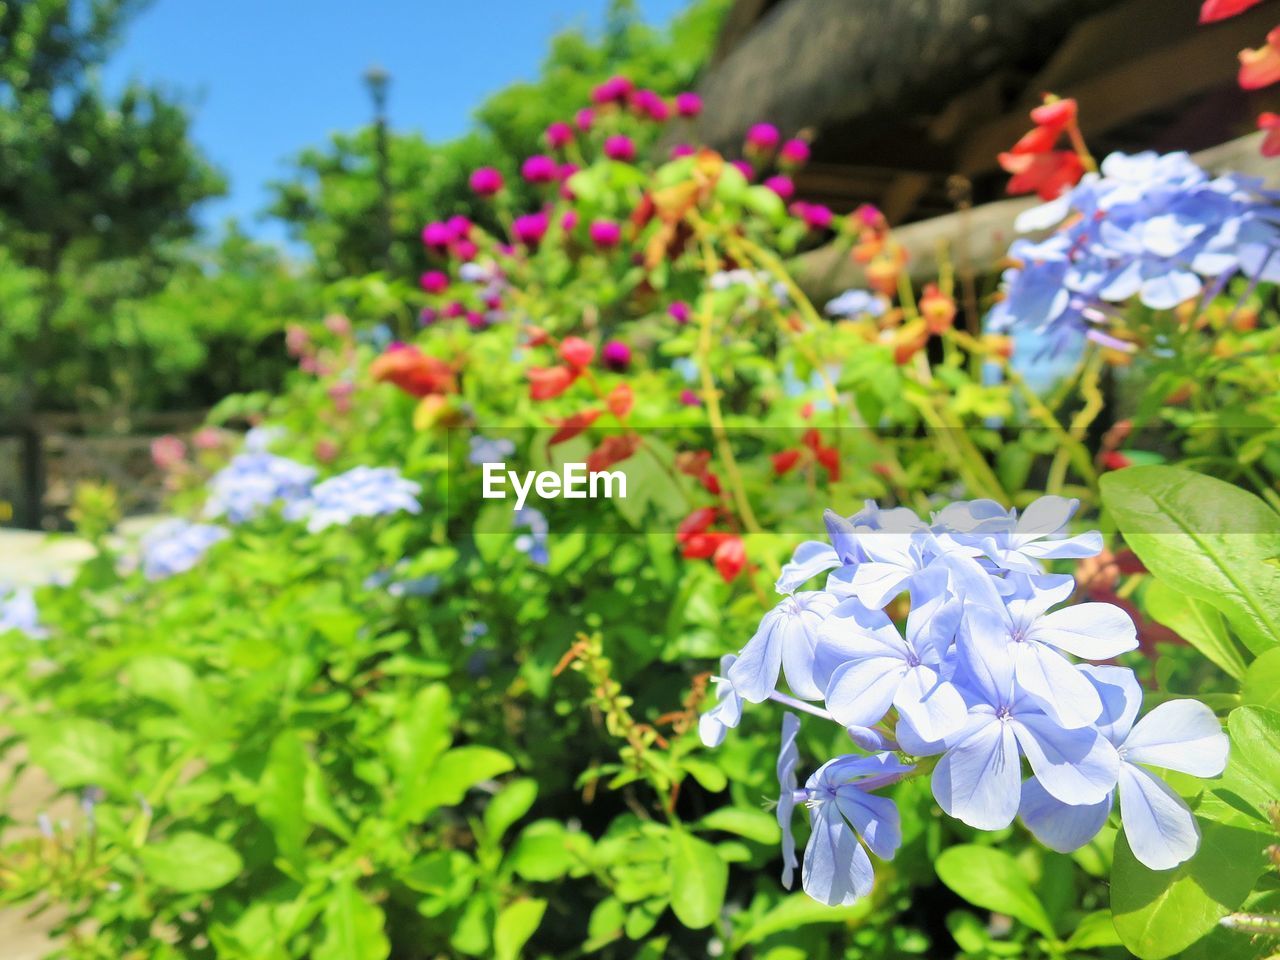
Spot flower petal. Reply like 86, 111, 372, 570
1122, 700, 1229, 777
1117, 763, 1201, 870
825, 656, 906, 729
728, 607, 785, 702
1013, 713, 1119, 806
1012, 643, 1103, 728
1030, 602, 1138, 659
835, 788, 902, 860
932, 718, 1022, 830
776, 541, 842, 594
1018, 777, 1112, 852
895, 664, 968, 742
802, 803, 874, 906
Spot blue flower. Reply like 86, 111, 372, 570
824, 288, 887, 319
727, 591, 838, 702
468, 435, 515, 466
1019, 665, 1228, 870
286, 466, 421, 533
787, 752, 912, 906
776, 713, 801, 887
699, 654, 744, 748
513, 507, 549, 565
0, 585, 45, 638
205, 453, 316, 524
140, 520, 230, 580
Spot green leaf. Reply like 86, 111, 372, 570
1144, 580, 1248, 680
733, 893, 873, 947
385, 684, 453, 822
695, 806, 780, 845
1241, 649, 1280, 710
935, 845, 1056, 939
256, 731, 310, 872
1100, 466, 1280, 654
681, 757, 726, 792
1111, 819, 1269, 958
140, 831, 243, 892
493, 898, 546, 960
667, 828, 726, 930
420, 746, 514, 812
509, 820, 574, 881
483, 778, 537, 843
1064, 910, 1123, 949
26, 718, 129, 795
315, 881, 389, 960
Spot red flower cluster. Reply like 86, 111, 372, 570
676, 508, 745, 582
771, 429, 840, 481
369, 343, 458, 398
998, 96, 1087, 200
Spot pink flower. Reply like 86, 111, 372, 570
466, 310, 487, 330
447, 215, 473, 238
794, 201, 833, 230
561, 210, 580, 232
763, 174, 795, 200
452, 238, 478, 261
604, 135, 637, 162
590, 219, 622, 248
670, 143, 696, 159
592, 75, 634, 104
443, 301, 466, 319
420, 271, 449, 295
285, 324, 310, 357
559, 163, 581, 200
192, 427, 224, 451
602, 340, 632, 371
575, 107, 595, 131
521, 154, 559, 184
512, 211, 550, 247
545, 121, 574, 149
323, 313, 352, 337
730, 159, 754, 181
422, 221, 451, 251
679, 389, 701, 406
779, 138, 810, 167
745, 122, 780, 152
631, 89, 669, 121
469, 166, 504, 196
675, 92, 703, 117
668, 301, 692, 325
314, 438, 338, 463
419, 307, 438, 326
151, 435, 187, 471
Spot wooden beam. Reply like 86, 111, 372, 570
793, 131, 1278, 304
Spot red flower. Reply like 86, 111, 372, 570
772, 449, 802, 476
586, 433, 640, 472
1099, 451, 1133, 472
548, 408, 600, 446
919, 282, 958, 334
1260, 111, 1280, 156
1240, 27, 1280, 89
713, 536, 746, 582
528, 365, 578, 400
607, 384, 634, 419
1201, 0, 1263, 21
559, 336, 595, 369
998, 150, 1085, 201
369, 344, 457, 398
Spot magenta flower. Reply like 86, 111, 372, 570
469, 167, 504, 197
419, 270, 449, 294
680, 388, 701, 406
545, 121, 574, 149
797, 202, 833, 230
602, 340, 632, 371
604, 135, 637, 162
454, 239, 478, 261
780, 138, 811, 167
447, 214, 473, 238
422, 221, 451, 251
466, 310, 487, 330
631, 88, 669, 121
512, 211, 550, 247
575, 107, 595, 131
670, 143, 696, 159
592, 75, 634, 104
418, 306, 437, 326
746, 123, 781, 152
443, 301, 466, 319
675, 92, 703, 117
561, 210, 580, 232
669, 300, 692, 324
731, 159, 755, 181
589, 219, 622, 248
764, 174, 795, 200
521, 154, 559, 184
559, 163, 581, 200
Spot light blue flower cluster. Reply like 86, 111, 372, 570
205, 452, 316, 523
824, 288, 887, 320
989, 151, 1280, 348
140, 520, 230, 581
701, 495, 1229, 906
285, 466, 422, 533
513, 507, 549, 565
0, 584, 45, 638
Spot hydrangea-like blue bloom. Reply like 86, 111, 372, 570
513, 507, 549, 565
285, 466, 421, 533
205, 452, 316, 524
824, 288, 887, 319
703, 495, 1230, 904
1019, 664, 1228, 870
0, 585, 45, 638
990, 150, 1280, 346
140, 520, 230, 580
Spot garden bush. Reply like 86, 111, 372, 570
2, 30, 1280, 960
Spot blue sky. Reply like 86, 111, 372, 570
101, 0, 690, 244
